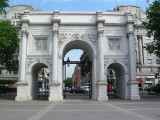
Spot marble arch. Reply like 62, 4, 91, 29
16, 9, 140, 101
58, 34, 97, 59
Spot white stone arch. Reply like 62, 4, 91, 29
104, 59, 129, 99
58, 33, 97, 59
104, 60, 128, 74
27, 59, 51, 74
26, 59, 51, 100
58, 34, 98, 100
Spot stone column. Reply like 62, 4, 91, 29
128, 32, 140, 100
96, 18, 108, 101
51, 30, 58, 82
49, 19, 62, 101
126, 13, 140, 100
128, 32, 136, 81
19, 30, 28, 82
15, 30, 29, 101
138, 35, 143, 65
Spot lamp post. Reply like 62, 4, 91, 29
64, 57, 70, 98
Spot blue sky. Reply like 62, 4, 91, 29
9, 0, 153, 12
8, 0, 154, 78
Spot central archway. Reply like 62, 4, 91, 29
59, 39, 97, 100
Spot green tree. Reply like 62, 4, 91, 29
0, 0, 9, 14
142, 0, 160, 57
154, 83, 160, 93
0, 20, 20, 73
64, 77, 72, 88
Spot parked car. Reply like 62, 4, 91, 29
69, 88, 88, 94
39, 88, 49, 93
146, 86, 155, 92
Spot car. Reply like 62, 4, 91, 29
39, 88, 49, 93
146, 86, 155, 92
69, 88, 88, 94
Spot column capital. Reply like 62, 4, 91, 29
21, 30, 29, 38
98, 30, 104, 36
127, 31, 134, 35
52, 30, 59, 36
137, 35, 142, 40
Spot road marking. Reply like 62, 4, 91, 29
102, 102, 157, 120
27, 102, 58, 120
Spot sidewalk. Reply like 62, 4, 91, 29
0, 94, 160, 120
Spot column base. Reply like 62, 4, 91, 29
16, 82, 29, 101
97, 96, 108, 102
97, 81, 108, 102
129, 95, 140, 100
128, 81, 140, 100
49, 96, 63, 101
15, 96, 29, 101
49, 82, 63, 101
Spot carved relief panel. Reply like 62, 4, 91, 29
107, 37, 123, 53
33, 35, 49, 53
36, 39, 47, 51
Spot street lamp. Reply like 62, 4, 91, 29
66, 57, 70, 67
64, 57, 70, 98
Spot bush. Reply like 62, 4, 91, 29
154, 84, 160, 93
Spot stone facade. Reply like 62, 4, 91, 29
4, 5, 160, 101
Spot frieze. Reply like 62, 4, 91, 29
58, 33, 98, 48
0, 69, 10, 75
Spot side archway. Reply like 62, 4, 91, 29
27, 61, 50, 100
105, 61, 129, 99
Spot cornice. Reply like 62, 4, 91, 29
104, 23, 126, 26
134, 24, 145, 28
30, 12, 53, 15
29, 22, 51, 26
134, 32, 146, 36
27, 55, 51, 58
29, 11, 125, 16
104, 54, 128, 58
60, 23, 96, 26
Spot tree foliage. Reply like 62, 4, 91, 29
64, 77, 72, 88
154, 83, 160, 93
0, 20, 20, 73
142, 0, 160, 57
0, 0, 9, 14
